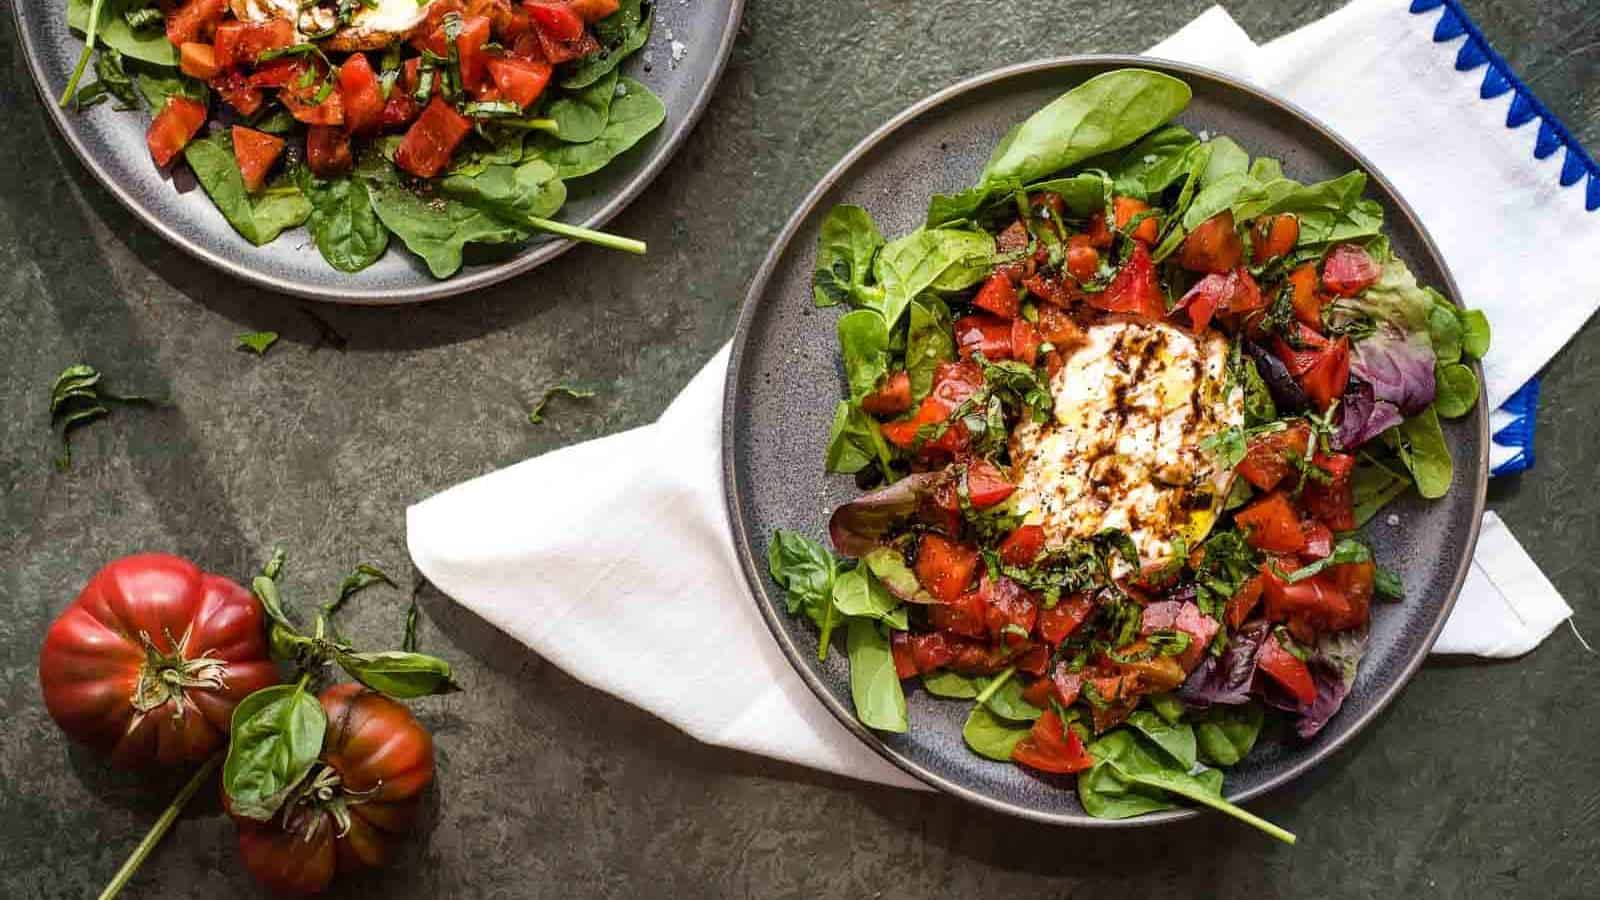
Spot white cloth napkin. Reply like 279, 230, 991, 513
409, 0, 1586, 788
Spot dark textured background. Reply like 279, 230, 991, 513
2, 1, 1596, 897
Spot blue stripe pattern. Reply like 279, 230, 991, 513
1491, 378, 1539, 477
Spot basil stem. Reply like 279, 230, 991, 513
96, 754, 222, 900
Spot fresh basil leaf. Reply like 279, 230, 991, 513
526, 78, 664, 180
236, 331, 279, 355
186, 134, 311, 246
768, 529, 840, 628
872, 226, 993, 327
830, 566, 907, 630
962, 704, 1031, 761
560, 0, 652, 89
1459, 309, 1491, 359
922, 670, 982, 699
812, 204, 885, 308
336, 650, 460, 698
1432, 363, 1479, 419
1374, 566, 1405, 601
837, 309, 890, 404
68, 0, 177, 65
1391, 406, 1453, 499
223, 683, 328, 821
846, 618, 908, 733
1194, 702, 1263, 767
295, 168, 389, 273
1126, 709, 1197, 770
1281, 538, 1372, 583
545, 69, 618, 144
824, 400, 892, 477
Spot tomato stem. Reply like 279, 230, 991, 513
97, 754, 222, 900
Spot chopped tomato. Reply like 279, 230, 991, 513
1331, 559, 1375, 629
212, 19, 294, 69
245, 58, 309, 88
948, 637, 1016, 675
1180, 211, 1243, 273
1258, 634, 1317, 705
395, 97, 473, 178
905, 632, 954, 674
1112, 195, 1159, 244
416, 15, 492, 90
1175, 274, 1225, 333
146, 97, 208, 168
533, 12, 599, 61
994, 219, 1030, 254
382, 91, 420, 129
484, 56, 553, 109
283, 78, 345, 126
1272, 323, 1331, 377
861, 371, 912, 418
1235, 423, 1314, 492
1084, 211, 1113, 248
998, 524, 1046, 568
966, 459, 1015, 509
526, 0, 586, 40
230, 126, 283, 192
1235, 491, 1308, 554
1301, 452, 1357, 531
305, 125, 352, 177
1010, 319, 1041, 366
1039, 593, 1094, 645
1087, 242, 1165, 320
981, 575, 1038, 647
954, 313, 1014, 361
928, 588, 988, 639
1064, 236, 1099, 282
1012, 709, 1095, 774
1050, 663, 1083, 707
338, 54, 386, 136
1022, 272, 1078, 307
179, 42, 221, 80
1302, 521, 1333, 560
1321, 243, 1380, 296
890, 632, 917, 679
1225, 575, 1264, 630
880, 362, 983, 451
972, 271, 1020, 319
1299, 336, 1351, 412
210, 74, 263, 116
1287, 262, 1323, 328
1252, 213, 1300, 263
1014, 644, 1050, 676
1021, 676, 1055, 708
166, 0, 226, 48
914, 534, 980, 604
1262, 567, 1363, 633
568, 0, 621, 22
1035, 305, 1085, 347
1117, 645, 1186, 691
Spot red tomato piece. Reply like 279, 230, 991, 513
1084, 211, 1113, 248
966, 459, 1015, 509
1332, 559, 1375, 629
1180, 211, 1243, 273
1271, 323, 1331, 377
212, 19, 294, 69
283, 76, 346, 126
146, 96, 208, 168
1225, 575, 1265, 630
1302, 521, 1333, 560
1299, 336, 1351, 412
484, 56, 553, 109
1035, 304, 1085, 347
210, 73, 264, 116
418, 15, 493, 90
568, 0, 621, 21
998, 524, 1046, 568
1050, 663, 1084, 707
1065, 236, 1099, 282
972, 271, 1020, 319
907, 632, 956, 674
1011, 709, 1095, 774
981, 575, 1038, 646
1010, 319, 1042, 366
1039, 593, 1095, 645
231, 126, 284, 192
338, 53, 386, 136
245, 58, 308, 88
1321, 243, 1380, 296
305, 125, 353, 177
179, 42, 221, 80
395, 97, 473, 178
1174, 272, 1230, 332
879, 361, 983, 451
166, 0, 226, 48
382, 90, 420, 128
1021, 676, 1055, 708
929, 588, 988, 639
861, 371, 912, 418
1113, 195, 1159, 243
1286, 262, 1323, 328
1235, 491, 1309, 554
1022, 272, 1079, 307
914, 534, 980, 604
890, 632, 917, 679
526, 0, 586, 40
1087, 241, 1165, 320
1257, 634, 1317, 705
1235, 422, 1314, 492
1262, 567, 1363, 633
1252, 213, 1300, 263
954, 313, 1014, 361
1301, 452, 1357, 531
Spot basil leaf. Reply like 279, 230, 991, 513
812, 204, 885, 308
1126, 709, 1197, 770
872, 227, 993, 327
837, 309, 890, 405
1391, 407, 1453, 499
1432, 362, 1479, 419
830, 566, 907, 630
560, 0, 652, 89
1281, 538, 1371, 583
526, 78, 664, 180
68, 0, 177, 65
922, 670, 982, 699
133, 65, 209, 111
1194, 702, 1263, 767
185, 134, 311, 246
223, 683, 328, 821
336, 650, 460, 698
905, 297, 955, 404
767, 529, 839, 628
295, 168, 389, 273
962, 705, 1031, 761
237, 331, 279, 355
250, 574, 299, 634
824, 400, 891, 477
846, 618, 908, 733
545, 68, 618, 143
1375, 566, 1405, 601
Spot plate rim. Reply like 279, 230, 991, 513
720, 54, 1490, 827
12, 0, 746, 305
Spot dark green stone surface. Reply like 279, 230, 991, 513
2, 2, 1596, 897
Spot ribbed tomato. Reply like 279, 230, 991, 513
232, 684, 435, 896
38, 554, 279, 768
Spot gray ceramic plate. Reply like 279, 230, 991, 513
13, 0, 742, 304
722, 56, 1488, 827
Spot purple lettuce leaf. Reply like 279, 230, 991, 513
1179, 621, 1269, 707
1336, 325, 1435, 450
827, 472, 941, 557
1256, 626, 1369, 739
1244, 340, 1309, 414
1335, 379, 1404, 449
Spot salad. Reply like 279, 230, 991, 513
769, 69, 1489, 840
58, 0, 661, 276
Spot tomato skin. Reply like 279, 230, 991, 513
1257, 635, 1317, 705
1321, 243, 1380, 296
861, 370, 912, 418
880, 362, 983, 452
1113, 195, 1159, 243
180, 42, 221, 80
232, 125, 285, 192
954, 313, 1014, 361
38, 554, 279, 768
1087, 241, 1165, 320
1180, 211, 1243, 273
1272, 323, 1331, 377
484, 55, 553, 109
166, 0, 227, 48
1235, 491, 1308, 554
972, 270, 1020, 319
916, 534, 980, 605
232, 684, 434, 895
213, 19, 295, 69
965, 459, 1015, 509
1009, 319, 1042, 366
981, 575, 1038, 647
1012, 709, 1095, 774
1252, 213, 1299, 262
1225, 575, 1265, 630
306, 125, 353, 177
890, 631, 918, 679
338, 53, 386, 137
395, 97, 473, 178
998, 524, 1046, 568
1235, 423, 1314, 492
1038, 593, 1095, 645
147, 96, 209, 168
1298, 336, 1351, 412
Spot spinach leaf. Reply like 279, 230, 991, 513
1460, 309, 1491, 359
133, 63, 208, 109
824, 401, 893, 477
1200, 136, 1251, 184
837, 309, 890, 404
185, 134, 311, 246
447, 127, 527, 177
67, 0, 177, 66
336, 650, 459, 698
1250, 171, 1384, 249
1078, 757, 1180, 818
1194, 703, 1263, 767
1432, 363, 1479, 419
873, 226, 993, 327
846, 618, 908, 733
237, 331, 279, 355
222, 682, 327, 821
362, 153, 530, 277
526, 78, 664, 179
981, 674, 1043, 722
922, 670, 982, 698
1249, 156, 1285, 182
1096, 125, 1197, 200
1351, 458, 1413, 526
1149, 143, 1215, 260
905, 297, 955, 404
560, 0, 652, 89
830, 566, 907, 630
1428, 299, 1464, 364
962, 705, 1031, 761
545, 69, 619, 144
295, 168, 389, 273
812, 204, 885, 308
1390, 407, 1453, 499
441, 158, 567, 223
1125, 710, 1198, 770
1019, 172, 1111, 217
1149, 692, 1185, 725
